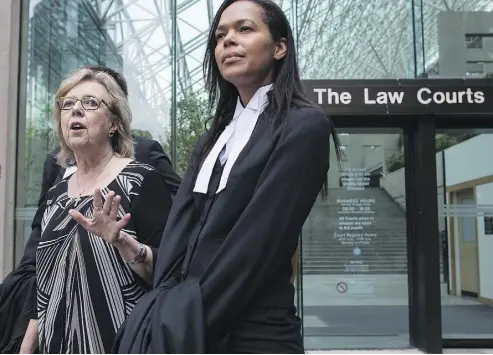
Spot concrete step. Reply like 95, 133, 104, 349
305, 227, 407, 230
303, 267, 409, 272
303, 230, 407, 234
303, 268, 407, 275
303, 232, 408, 236
310, 208, 405, 212
313, 213, 406, 216
302, 262, 407, 268
303, 257, 409, 262
302, 247, 408, 252
301, 260, 443, 269
302, 248, 407, 252
303, 270, 408, 275
305, 216, 407, 221
303, 258, 408, 262
301, 242, 407, 252
303, 240, 406, 243
303, 254, 407, 262
302, 188, 413, 274
305, 248, 407, 252
302, 256, 407, 261
304, 233, 407, 236
302, 241, 407, 245
302, 239, 407, 243
303, 248, 408, 253
302, 238, 407, 243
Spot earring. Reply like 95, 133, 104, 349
109, 131, 115, 137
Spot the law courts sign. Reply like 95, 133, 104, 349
302, 78, 493, 115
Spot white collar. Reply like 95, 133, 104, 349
63, 165, 77, 178
234, 83, 272, 116
193, 84, 272, 194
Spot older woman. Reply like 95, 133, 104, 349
19, 68, 171, 354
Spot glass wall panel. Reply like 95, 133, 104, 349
173, 0, 216, 176
297, 0, 415, 349
15, 0, 172, 263
436, 130, 493, 340
297, 0, 416, 80
301, 130, 409, 350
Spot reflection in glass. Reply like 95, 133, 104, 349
15, 0, 173, 263
302, 132, 409, 349
297, 1, 416, 80
437, 130, 493, 339
417, 1, 493, 78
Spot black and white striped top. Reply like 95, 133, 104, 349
35, 161, 169, 354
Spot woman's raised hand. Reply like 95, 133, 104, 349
69, 188, 131, 244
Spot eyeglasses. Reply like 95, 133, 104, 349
57, 96, 113, 112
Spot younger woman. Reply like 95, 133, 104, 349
115, 0, 340, 352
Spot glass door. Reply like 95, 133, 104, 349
300, 129, 411, 350
436, 129, 493, 343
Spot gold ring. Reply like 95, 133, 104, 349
93, 205, 103, 211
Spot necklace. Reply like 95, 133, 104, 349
76, 151, 114, 198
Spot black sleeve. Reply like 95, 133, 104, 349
130, 168, 173, 271
152, 134, 208, 286
113, 135, 209, 353
0, 150, 56, 346
22, 154, 61, 320
145, 140, 182, 200
199, 111, 331, 340
21, 153, 60, 268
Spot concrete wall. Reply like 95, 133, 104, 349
380, 150, 446, 231
438, 12, 493, 77
382, 134, 493, 301
0, 0, 21, 280
444, 134, 493, 301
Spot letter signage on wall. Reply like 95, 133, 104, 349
302, 79, 493, 115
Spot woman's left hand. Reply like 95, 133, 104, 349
69, 188, 131, 244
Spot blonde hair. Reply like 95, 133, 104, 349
54, 68, 134, 167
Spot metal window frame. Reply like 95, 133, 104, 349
0, 0, 22, 278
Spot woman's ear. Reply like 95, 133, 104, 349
109, 116, 118, 136
274, 38, 287, 60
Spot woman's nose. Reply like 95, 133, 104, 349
223, 31, 237, 46
71, 101, 84, 116
72, 100, 83, 110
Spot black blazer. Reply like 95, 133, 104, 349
114, 106, 332, 353
0, 136, 181, 353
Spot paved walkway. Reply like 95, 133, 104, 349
299, 275, 478, 306
307, 349, 493, 353
297, 274, 493, 350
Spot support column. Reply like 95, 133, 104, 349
405, 116, 443, 353
0, 0, 21, 279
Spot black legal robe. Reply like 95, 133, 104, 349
114, 106, 332, 353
